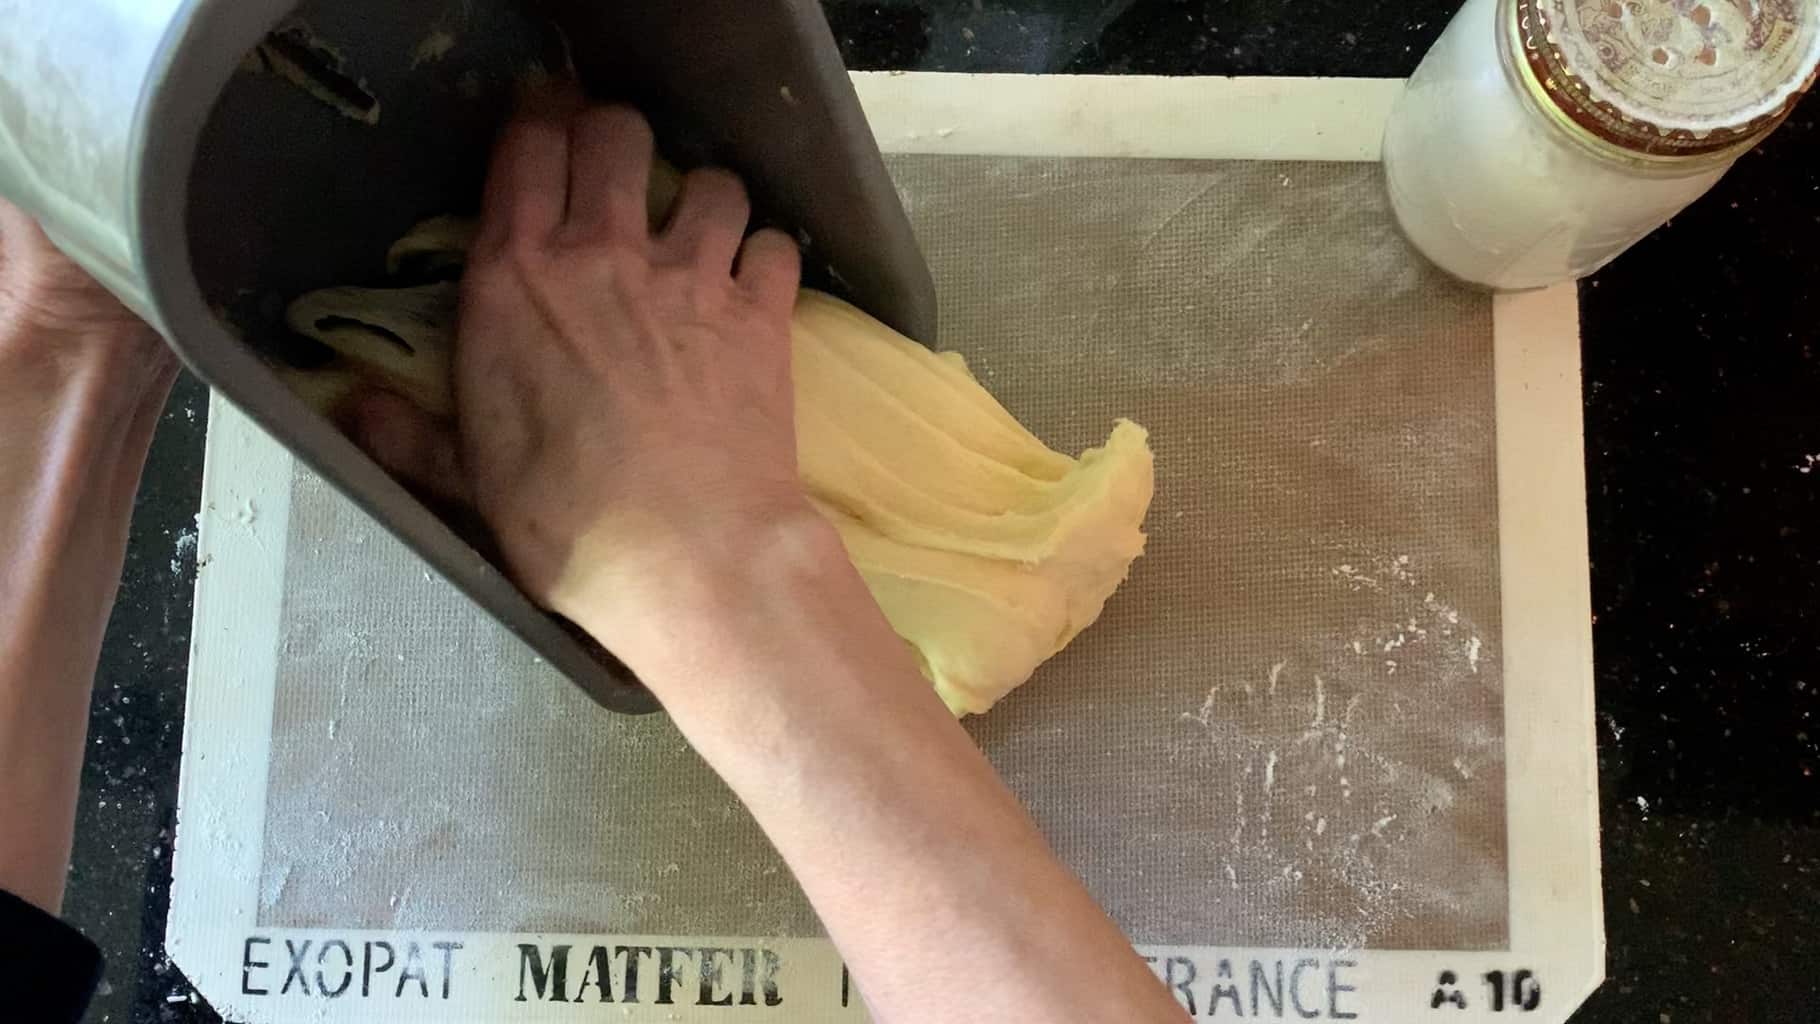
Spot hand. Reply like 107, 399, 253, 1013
345, 103, 1188, 1024
0, 199, 163, 353
355, 100, 811, 646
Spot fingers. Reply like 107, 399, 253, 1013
656, 168, 751, 271
348, 389, 470, 508
735, 229, 802, 311
474, 92, 764, 281
476, 104, 572, 255
566, 106, 655, 242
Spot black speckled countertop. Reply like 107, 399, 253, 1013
71, 2, 1818, 1022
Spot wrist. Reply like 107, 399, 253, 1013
1, 319, 174, 419
0, 315, 174, 397
0, 319, 176, 620
574, 503, 964, 805
553, 499, 852, 677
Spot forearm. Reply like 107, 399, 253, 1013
587, 516, 1184, 1023
0, 324, 175, 913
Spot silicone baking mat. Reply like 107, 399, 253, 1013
171, 74, 1601, 1023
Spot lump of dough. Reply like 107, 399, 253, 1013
278, 219, 1154, 716
286, 281, 458, 417
794, 291, 1152, 714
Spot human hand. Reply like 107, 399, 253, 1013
0, 198, 163, 352
354, 101, 811, 644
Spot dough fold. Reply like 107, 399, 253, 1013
280, 219, 1153, 715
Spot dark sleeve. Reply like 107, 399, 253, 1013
0, 888, 103, 1023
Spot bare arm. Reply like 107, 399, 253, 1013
0, 201, 177, 913
356, 99, 1185, 1022
597, 528, 1183, 1022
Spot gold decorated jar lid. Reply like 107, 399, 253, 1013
1512, 0, 1820, 158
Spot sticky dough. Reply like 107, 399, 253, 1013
281, 218, 1153, 716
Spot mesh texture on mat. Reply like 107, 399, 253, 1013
258, 156, 1508, 951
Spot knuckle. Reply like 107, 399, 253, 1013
650, 261, 696, 294
687, 277, 739, 318
597, 245, 651, 288
586, 103, 652, 141
467, 237, 566, 302
754, 232, 803, 273
519, 117, 568, 145
691, 167, 749, 211
505, 235, 554, 275
463, 259, 513, 300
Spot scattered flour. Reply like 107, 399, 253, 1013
1178, 544, 1506, 950
410, 28, 457, 67
170, 529, 198, 577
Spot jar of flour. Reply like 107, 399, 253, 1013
1383, 0, 1819, 290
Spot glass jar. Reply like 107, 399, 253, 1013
1384, 0, 1819, 290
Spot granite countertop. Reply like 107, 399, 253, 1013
70, 2, 1818, 1021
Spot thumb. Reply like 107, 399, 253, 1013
346, 389, 470, 509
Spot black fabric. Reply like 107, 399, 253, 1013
0, 888, 102, 1023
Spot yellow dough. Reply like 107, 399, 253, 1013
792, 293, 1152, 713
281, 220, 1153, 716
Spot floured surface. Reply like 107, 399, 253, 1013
917, 157, 1507, 949
173, 74, 1601, 1024
261, 468, 812, 936
255, 157, 1504, 949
